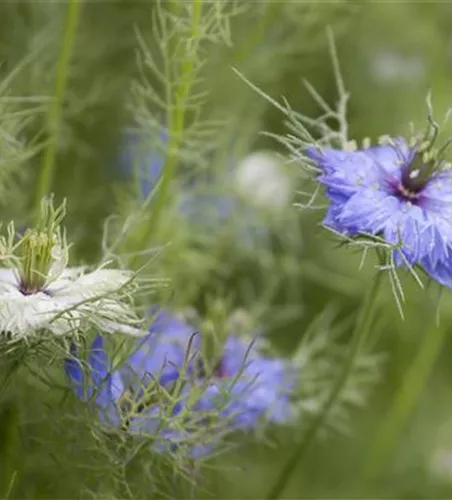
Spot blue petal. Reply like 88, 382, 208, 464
422, 258, 452, 288
118, 129, 167, 198
65, 343, 87, 400
338, 188, 401, 234
88, 335, 109, 389
124, 308, 198, 387
87, 336, 122, 424
306, 146, 382, 192
364, 139, 411, 175
193, 335, 295, 430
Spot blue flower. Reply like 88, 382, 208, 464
200, 335, 296, 430
65, 309, 200, 452
118, 129, 167, 199
66, 308, 296, 455
125, 310, 296, 431
306, 134, 452, 287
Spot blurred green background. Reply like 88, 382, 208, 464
1, 1, 452, 498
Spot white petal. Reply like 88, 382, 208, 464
95, 320, 146, 336
0, 266, 140, 338
49, 269, 133, 300
0, 268, 18, 287
0, 289, 81, 338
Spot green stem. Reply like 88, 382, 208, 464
35, 0, 81, 221
361, 323, 447, 486
0, 402, 19, 499
132, 0, 202, 264
0, 358, 23, 499
266, 271, 383, 500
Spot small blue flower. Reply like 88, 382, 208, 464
306, 133, 452, 287
118, 129, 167, 199
65, 309, 214, 456
198, 335, 296, 430
66, 308, 296, 456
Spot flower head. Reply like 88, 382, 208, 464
200, 334, 296, 429
66, 307, 296, 457
0, 267, 143, 338
234, 151, 292, 210
371, 50, 426, 85
0, 198, 143, 339
66, 310, 213, 457
306, 122, 452, 287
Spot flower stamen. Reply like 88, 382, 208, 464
18, 229, 57, 295
15, 197, 68, 295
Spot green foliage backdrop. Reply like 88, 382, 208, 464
0, 1, 452, 498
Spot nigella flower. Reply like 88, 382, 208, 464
306, 120, 452, 287
66, 309, 217, 457
370, 50, 426, 85
66, 307, 296, 456
234, 151, 292, 211
0, 198, 143, 339
124, 308, 296, 431
0, 265, 143, 338
198, 334, 296, 430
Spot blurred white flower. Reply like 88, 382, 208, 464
0, 266, 144, 339
429, 447, 452, 482
370, 50, 425, 84
234, 151, 292, 210
447, 39, 452, 61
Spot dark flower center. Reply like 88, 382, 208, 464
400, 151, 436, 195
214, 361, 227, 378
196, 357, 227, 378
18, 281, 53, 296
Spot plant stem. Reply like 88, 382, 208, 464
0, 402, 19, 499
132, 0, 202, 263
361, 323, 447, 486
35, 0, 81, 220
266, 271, 383, 500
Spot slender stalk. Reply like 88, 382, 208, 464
0, 403, 19, 499
361, 323, 447, 486
266, 271, 383, 500
35, 0, 81, 220
132, 0, 202, 261
0, 356, 23, 499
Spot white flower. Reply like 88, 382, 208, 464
430, 447, 452, 482
371, 50, 425, 84
235, 151, 291, 210
0, 197, 147, 340
0, 266, 144, 339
